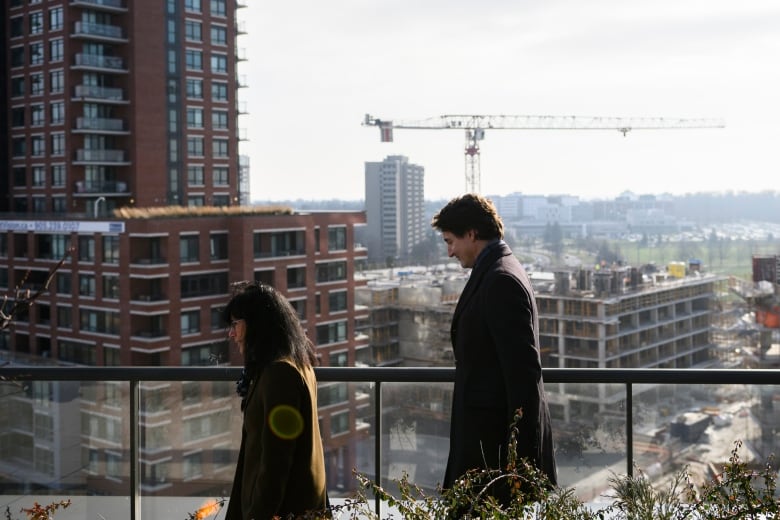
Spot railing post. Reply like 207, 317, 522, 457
130, 379, 140, 520
626, 382, 633, 478
374, 380, 382, 517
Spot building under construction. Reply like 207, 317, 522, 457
355, 261, 729, 494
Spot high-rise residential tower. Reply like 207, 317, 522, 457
364, 155, 425, 266
4, 0, 247, 213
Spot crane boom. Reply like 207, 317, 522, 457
363, 113, 725, 193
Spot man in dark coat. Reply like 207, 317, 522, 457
432, 193, 557, 499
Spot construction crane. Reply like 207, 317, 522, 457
363, 113, 725, 194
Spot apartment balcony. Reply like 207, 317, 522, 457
74, 149, 130, 165
73, 53, 128, 73
73, 84, 127, 103
73, 117, 128, 134
73, 180, 129, 196
72, 21, 127, 42
70, 0, 128, 12
0, 366, 777, 519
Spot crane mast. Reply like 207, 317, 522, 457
363, 113, 725, 193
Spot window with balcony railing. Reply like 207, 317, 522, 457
317, 261, 347, 283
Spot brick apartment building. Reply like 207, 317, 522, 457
1, 0, 370, 497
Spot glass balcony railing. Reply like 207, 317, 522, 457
0, 366, 778, 519
73, 21, 125, 40
74, 84, 125, 102
74, 53, 126, 71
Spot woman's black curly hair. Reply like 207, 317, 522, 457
222, 281, 316, 373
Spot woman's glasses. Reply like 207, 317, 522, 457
228, 319, 244, 330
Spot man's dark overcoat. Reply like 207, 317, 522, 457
443, 241, 557, 489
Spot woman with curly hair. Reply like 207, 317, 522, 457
223, 281, 328, 519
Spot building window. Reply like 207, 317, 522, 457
188, 196, 205, 207
50, 102, 64, 125
30, 42, 44, 65
29, 12, 43, 35
212, 110, 228, 130
57, 306, 72, 328
31, 135, 45, 157
186, 107, 204, 128
103, 275, 119, 299
210, 233, 228, 260
329, 290, 348, 312
316, 320, 347, 345
188, 166, 204, 186
79, 274, 96, 297
316, 261, 347, 283
49, 7, 63, 31
12, 107, 25, 127
52, 197, 66, 213
11, 47, 25, 68
51, 133, 65, 155
79, 236, 95, 262
184, 0, 201, 13
210, 53, 227, 74
180, 235, 199, 262
287, 266, 306, 289
181, 310, 200, 334
79, 309, 120, 335
211, 81, 228, 102
12, 138, 25, 158
180, 272, 228, 298
184, 20, 202, 42
38, 234, 69, 259
328, 226, 347, 251
49, 38, 63, 62
213, 195, 229, 207
30, 73, 44, 95
330, 350, 348, 367
212, 139, 228, 158
289, 299, 306, 321
212, 167, 228, 186
185, 49, 202, 71
30, 104, 44, 126
32, 166, 46, 187
11, 17, 24, 38
210, 0, 226, 16
186, 78, 203, 99
211, 25, 227, 45
51, 164, 65, 187
57, 273, 72, 294
50, 70, 63, 93
103, 236, 120, 264
51, 165, 66, 187
13, 167, 26, 187
11, 77, 25, 96
187, 137, 204, 157
331, 411, 350, 435
32, 198, 47, 213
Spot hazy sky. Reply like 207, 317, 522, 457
238, 0, 780, 202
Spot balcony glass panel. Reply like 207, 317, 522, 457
0, 369, 773, 519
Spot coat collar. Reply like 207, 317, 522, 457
452, 241, 512, 326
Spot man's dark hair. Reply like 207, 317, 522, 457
431, 193, 504, 240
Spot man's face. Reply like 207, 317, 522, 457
442, 230, 479, 268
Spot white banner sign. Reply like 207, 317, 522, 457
0, 220, 125, 234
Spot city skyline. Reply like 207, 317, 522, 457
239, 0, 780, 202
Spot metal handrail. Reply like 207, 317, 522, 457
3, 366, 780, 384
2, 366, 780, 519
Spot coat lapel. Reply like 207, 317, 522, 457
451, 241, 511, 338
